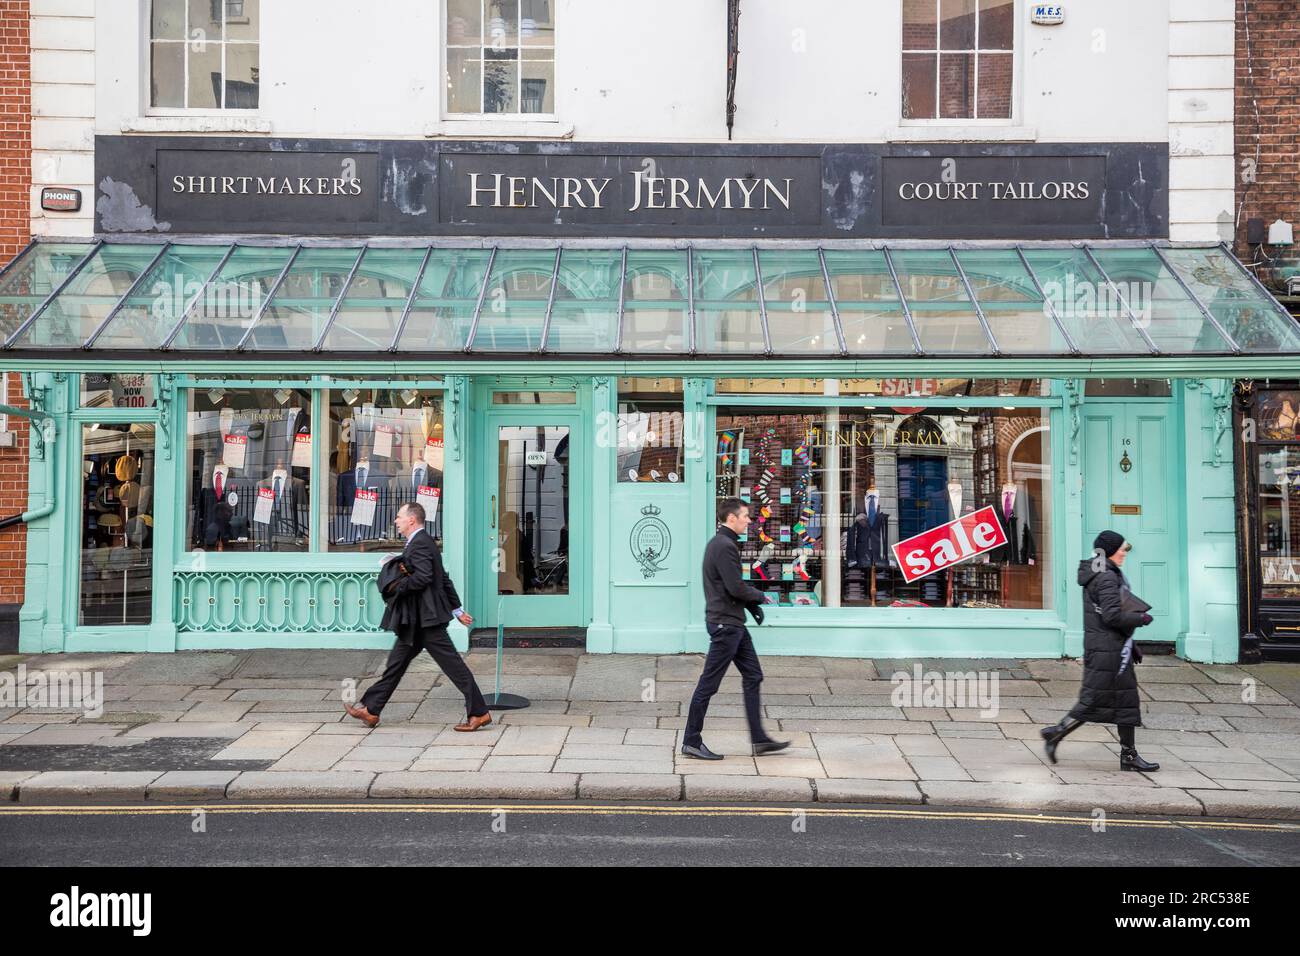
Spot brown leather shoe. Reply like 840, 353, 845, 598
454, 712, 493, 733
344, 702, 379, 728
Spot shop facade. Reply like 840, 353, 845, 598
5, 137, 1300, 663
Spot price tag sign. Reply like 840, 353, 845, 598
416, 485, 440, 520
291, 432, 312, 468
373, 424, 395, 459
351, 488, 378, 526
222, 434, 248, 469
253, 487, 274, 525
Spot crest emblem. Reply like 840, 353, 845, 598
630, 504, 671, 579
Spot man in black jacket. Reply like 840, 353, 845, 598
682, 497, 789, 760
345, 501, 491, 732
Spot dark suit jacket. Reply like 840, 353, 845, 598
380, 528, 462, 641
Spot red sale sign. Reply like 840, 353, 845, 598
891, 505, 1008, 583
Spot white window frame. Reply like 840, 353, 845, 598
440, 0, 558, 122
144, 0, 261, 116
899, 0, 1022, 126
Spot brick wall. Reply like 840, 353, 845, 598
1234, 0, 1300, 290
0, 0, 29, 614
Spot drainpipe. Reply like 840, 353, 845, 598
0, 402, 55, 530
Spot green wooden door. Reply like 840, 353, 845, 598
474, 401, 588, 630
1082, 400, 1184, 643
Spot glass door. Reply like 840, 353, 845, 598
480, 415, 586, 629
79, 422, 155, 625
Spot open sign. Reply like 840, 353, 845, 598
892, 505, 1007, 583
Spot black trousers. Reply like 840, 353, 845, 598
683, 622, 771, 747
362, 624, 488, 718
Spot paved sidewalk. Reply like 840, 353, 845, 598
3, 649, 1300, 818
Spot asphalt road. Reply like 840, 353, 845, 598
2, 802, 1298, 867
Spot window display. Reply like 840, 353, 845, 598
716, 398, 1051, 609
1256, 389, 1300, 601
186, 388, 312, 552
80, 423, 154, 625
328, 388, 445, 551
617, 377, 685, 483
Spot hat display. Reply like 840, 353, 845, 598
114, 455, 139, 481
117, 480, 141, 509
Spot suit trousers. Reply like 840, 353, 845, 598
362, 624, 488, 718
683, 622, 771, 747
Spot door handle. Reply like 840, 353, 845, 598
491, 494, 496, 529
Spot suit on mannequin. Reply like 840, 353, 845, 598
992, 483, 1036, 564
847, 491, 890, 568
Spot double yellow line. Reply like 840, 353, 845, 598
1, 802, 1296, 832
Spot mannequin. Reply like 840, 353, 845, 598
993, 480, 1035, 565
847, 486, 889, 569
259, 457, 307, 547
947, 479, 963, 520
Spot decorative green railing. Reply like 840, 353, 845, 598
174, 570, 386, 632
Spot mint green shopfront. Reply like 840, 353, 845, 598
3, 238, 1300, 664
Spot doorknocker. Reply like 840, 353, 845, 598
1119, 450, 1132, 473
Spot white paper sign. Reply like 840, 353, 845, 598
424, 437, 445, 469
291, 432, 313, 468
351, 488, 378, 526
373, 424, 394, 459
417, 485, 440, 520
253, 487, 274, 525
222, 434, 248, 469
219, 407, 235, 437
526, 451, 548, 466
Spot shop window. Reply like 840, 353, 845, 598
902, 0, 1014, 120
80, 373, 157, 409
715, 377, 1047, 398
80, 423, 154, 625
446, 0, 556, 116
1256, 390, 1300, 601
617, 378, 685, 483
1084, 379, 1173, 398
185, 387, 311, 552
328, 388, 446, 551
492, 391, 576, 404
149, 0, 260, 110
715, 400, 1051, 610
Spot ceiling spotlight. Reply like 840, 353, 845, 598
273, 388, 292, 405
207, 388, 227, 405
399, 388, 418, 406
342, 388, 361, 406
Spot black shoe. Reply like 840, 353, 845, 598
681, 742, 724, 760
752, 739, 790, 756
1040, 718, 1082, 765
1120, 747, 1160, 772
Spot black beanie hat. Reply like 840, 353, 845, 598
1093, 530, 1125, 558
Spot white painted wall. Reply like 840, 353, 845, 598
25, 1, 1230, 239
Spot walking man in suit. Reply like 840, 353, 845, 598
345, 501, 492, 732
681, 497, 789, 760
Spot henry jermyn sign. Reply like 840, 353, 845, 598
95, 136, 1168, 240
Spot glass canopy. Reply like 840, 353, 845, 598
2, 239, 1297, 357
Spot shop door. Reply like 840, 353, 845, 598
476, 409, 586, 630
1081, 401, 1183, 642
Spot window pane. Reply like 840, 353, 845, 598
248, 247, 362, 351
1162, 248, 1300, 352
822, 251, 916, 354
0, 242, 96, 342
152, 0, 186, 40
482, 58, 519, 113
954, 250, 1065, 353
1091, 248, 1233, 353
695, 250, 762, 353
81, 373, 157, 409
621, 250, 689, 353
400, 249, 495, 351
521, 58, 553, 113
446, 48, 483, 113
186, 38, 222, 109
486, 0, 520, 47
224, 42, 260, 108
186, 387, 312, 552
979, 0, 1014, 49
977, 52, 1012, 118
758, 250, 839, 354
328, 388, 445, 552
618, 378, 685, 483
546, 249, 620, 352
321, 248, 430, 352
189, 0, 222, 42
94, 245, 231, 349
1259, 446, 1300, 600
151, 41, 185, 107
901, 52, 937, 119
225, 0, 259, 43
902, 0, 937, 48
938, 52, 975, 118
939, 0, 976, 49
170, 246, 295, 350
80, 423, 155, 625
468, 249, 553, 350
888, 250, 991, 353
447, 0, 483, 43
520, 0, 554, 46
1018, 248, 1153, 354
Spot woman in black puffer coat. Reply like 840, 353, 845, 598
1041, 531, 1160, 772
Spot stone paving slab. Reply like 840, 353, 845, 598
370, 771, 578, 800
815, 779, 923, 804
919, 780, 1204, 815
577, 773, 682, 800
684, 774, 814, 802
19, 770, 162, 803
146, 770, 241, 800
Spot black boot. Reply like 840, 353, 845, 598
1117, 725, 1159, 772
1040, 717, 1083, 764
